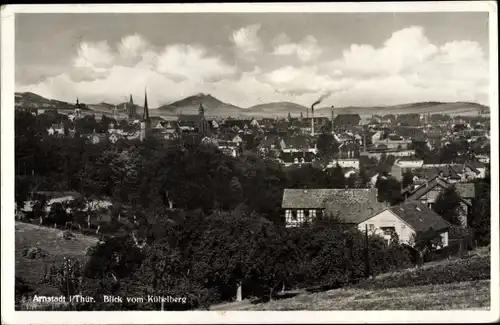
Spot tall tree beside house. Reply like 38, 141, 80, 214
471, 178, 491, 246
412, 228, 443, 266
439, 143, 459, 163
411, 139, 430, 160
375, 176, 404, 205
327, 164, 345, 188
354, 168, 370, 188
346, 174, 356, 189
316, 133, 339, 159
432, 186, 463, 226
286, 165, 329, 189
402, 169, 414, 188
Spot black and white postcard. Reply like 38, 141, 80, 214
1, 2, 498, 324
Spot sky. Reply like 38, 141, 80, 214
15, 12, 490, 108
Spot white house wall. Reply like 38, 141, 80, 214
358, 209, 415, 245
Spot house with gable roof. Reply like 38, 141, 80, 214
403, 175, 475, 228
358, 201, 450, 247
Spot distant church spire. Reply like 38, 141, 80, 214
143, 88, 149, 120
76, 97, 79, 105
129, 94, 134, 105
198, 103, 204, 117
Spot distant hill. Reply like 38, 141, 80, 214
15, 92, 90, 111
158, 93, 242, 117
15, 92, 489, 118
245, 101, 309, 116
312, 101, 489, 118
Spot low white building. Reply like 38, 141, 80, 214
395, 158, 424, 169
326, 158, 359, 170
476, 155, 490, 164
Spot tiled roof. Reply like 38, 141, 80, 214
282, 188, 383, 224
388, 201, 450, 232
223, 120, 251, 129
454, 183, 476, 198
407, 176, 475, 201
334, 114, 361, 126
285, 135, 311, 149
465, 160, 485, 172
178, 114, 203, 123
420, 166, 461, 180
283, 188, 376, 209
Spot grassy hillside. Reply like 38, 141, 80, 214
239, 280, 490, 310
212, 247, 490, 311
15, 222, 99, 289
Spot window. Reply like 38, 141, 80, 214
291, 210, 297, 220
297, 210, 305, 223
368, 224, 374, 230
380, 227, 395, 236
309, 209, 316, 219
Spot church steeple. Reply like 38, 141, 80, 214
198, 103, 205, 117
143, 89, 149, 120
129, 94, 134, 105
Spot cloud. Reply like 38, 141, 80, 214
272, 35, 323, 62
16, 26, 489, 108
231, 24, 263, 59
118, 33, 149, 60
261, 65, 352, 96
73, 41, 115, 69
156, 44, 236, 82
321, 26, 489, 105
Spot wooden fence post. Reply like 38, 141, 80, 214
236, 282, 242, 302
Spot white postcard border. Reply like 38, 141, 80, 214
1, 2, 498, 324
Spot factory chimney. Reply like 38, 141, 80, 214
331, 106, 335, 134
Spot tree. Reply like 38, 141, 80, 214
46, 202, 71, 226
83, 235, 145, 299
471, 179, 491, 246
316, 133, 338, 159
411, 139, 430, 160
432, 186, 464, 226
375, 176, 404, 205
327, 164, 345, 188
354, 168, 370, 188
402, 170, 414, 188
412, 228, 443, 266
192, 206, 272, 302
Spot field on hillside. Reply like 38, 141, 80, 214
239, 280, 490, 310
213, 247, 491, 311
15, 222, 99, 289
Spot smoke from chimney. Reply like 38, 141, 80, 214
310, 92, 332, 136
